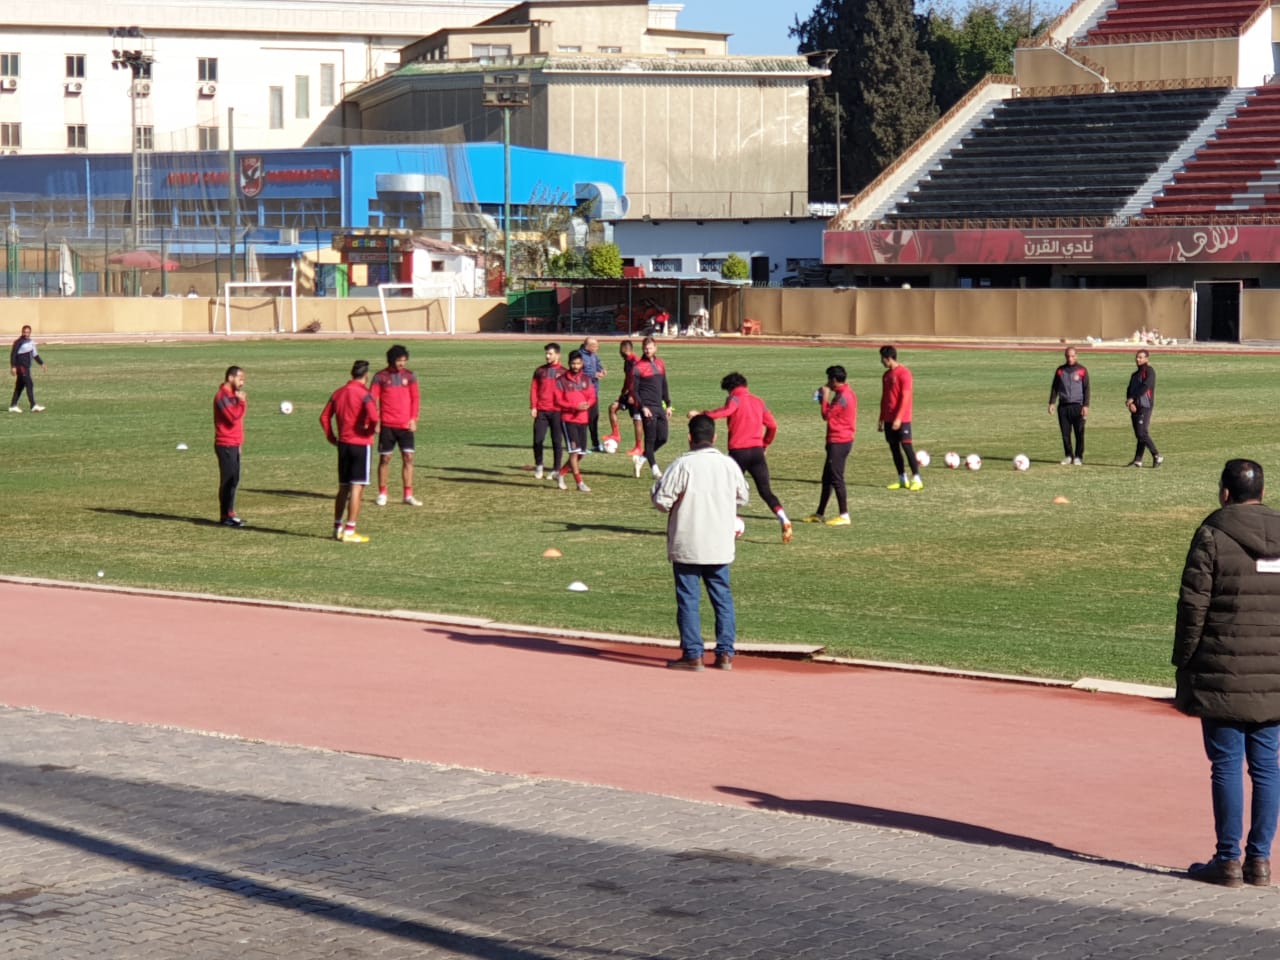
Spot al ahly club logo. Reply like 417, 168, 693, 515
239, 156, 265, 198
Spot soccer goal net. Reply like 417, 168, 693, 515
215, 280, 299, 335
377, 282, 457, 335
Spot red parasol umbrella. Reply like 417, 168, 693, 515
108, 249, 180, 271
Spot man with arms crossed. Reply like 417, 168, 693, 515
213, 365, 247, 527
1175, 459, 1280, 886
320, 360, 379, 544
652, 414, 749, 671
371, 344, 422, 506
630, 335, 672, 480
579, 336, 607, 451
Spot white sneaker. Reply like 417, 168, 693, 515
403, 495, 422, 506
375, 493, 388, 506
651, 464, 662, 479
30, 405, 44, 413
577, 480, 591, 492
1059, 457, 1072, 466
534, 465, 544, 480
557, 473, 567, 490
633, 454, 644, 478
7, 406, 19, 413
1072, 458, 1083, 466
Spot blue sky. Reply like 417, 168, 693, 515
675, 0, 814, 55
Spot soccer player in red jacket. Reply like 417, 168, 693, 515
630, 335, 671, 479
605, 339, 642, 456
213, 365, 247, 527
804, 364, 856, 526
878, 345, 922, 491
554, 350, 597, 492
371, 344, 422, 507
694, 372, 792, 543
320, 360, 379, 544
529, 342, 564, 480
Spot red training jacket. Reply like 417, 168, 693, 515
320, 379, 378, 446
213, 382, 246, 447
704, 386, 776, 450
822, 382, 857, 444
880, 364, 913, 424
371, 366, 420, 429
555, 370, 597, 425
530, 362, 563, 412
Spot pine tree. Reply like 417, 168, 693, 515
793, 0, 938, 197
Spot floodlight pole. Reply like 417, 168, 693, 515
503, 105, 512, 292
228, 107, 238, 284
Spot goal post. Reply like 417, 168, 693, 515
215, 279, 299, 335
377, 282, 456, 335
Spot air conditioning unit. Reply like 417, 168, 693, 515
198, 82, 217, 97
135, 81, 151, 96
64, 80, 83, 95
0, 78, 17, 91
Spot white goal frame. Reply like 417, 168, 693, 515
215, 279, 299, 335
377, 282, 456, 335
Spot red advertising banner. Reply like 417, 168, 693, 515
823, 225, 1280, 266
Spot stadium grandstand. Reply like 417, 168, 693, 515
823, 0, 1280, 320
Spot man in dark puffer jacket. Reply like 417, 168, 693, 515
1175, 458, 1280, 887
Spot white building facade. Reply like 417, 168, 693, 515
0, 0, 510, 155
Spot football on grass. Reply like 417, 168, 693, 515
965, 453, 983, 471
1013, 454, 1031, 472
602, 437, 618, 454
944, 451, 961, 469
279, 401, 294, 415
915, 450, 931, 468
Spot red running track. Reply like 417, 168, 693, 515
0, 580, 1207, 870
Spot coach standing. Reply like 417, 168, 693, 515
1048, 346, 1089, 465
1175, 459, 1280, 887
213, 366, 247, 528
579, 336, 606, 450
1126, 349, 1163, 468
652, 414, 749, 671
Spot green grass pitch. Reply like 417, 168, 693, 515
5, 337, 1273, 685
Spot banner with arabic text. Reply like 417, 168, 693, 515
823, 225, 1270, 266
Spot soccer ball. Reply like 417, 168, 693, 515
915, 450, 931, 468
944, 451, 961, 469
1013, 454, 1031, 472
965, 453, 982, 471
279, 400, 294, 415
602, 437, 619, 454
733, 516, 745, 538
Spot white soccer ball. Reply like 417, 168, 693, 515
944, 451, 961, 470
915, 450, 930, 468
965, 453, 982, 471
279, 401, 294, 415
602, 437, 618, 454
733, 516, 745, 539
1013, 454, 1031, 472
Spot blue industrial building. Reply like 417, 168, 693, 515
0, 143, 624, 250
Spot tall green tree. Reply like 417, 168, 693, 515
793, 0, 938, 198
922, 1, 1056, 113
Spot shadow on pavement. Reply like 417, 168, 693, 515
440, 629, 664, 668
715, 786, 1170, 875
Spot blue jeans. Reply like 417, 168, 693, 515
672, 563, 735, 660
1201, 719, 1280, 861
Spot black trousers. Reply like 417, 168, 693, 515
533, 410, 563, 470
587, 402, 601, 448
1057, 403, 1085, 459
818, 441, 852, 515
885, 423, 918, 476
730, 446, 782, 513
216, 444, 241, 520
10, 368, 35, 407
642, 412, 669, 466
1131, 407, 1159, 461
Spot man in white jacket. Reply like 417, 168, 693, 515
651, 414, 749, 671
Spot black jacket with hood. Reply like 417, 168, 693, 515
1174, 502, 1280, 723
